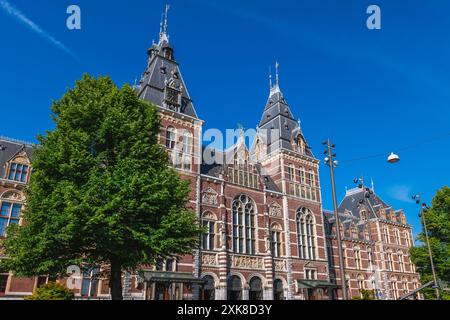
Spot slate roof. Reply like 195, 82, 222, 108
257, 83, 314, 157
0, 137, 34, 179
137, 31, 198, 119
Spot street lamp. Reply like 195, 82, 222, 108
412, 194, 440, 300
323, 139, 348, 300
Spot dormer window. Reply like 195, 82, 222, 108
160, 67, 167, 74
8, 163, 29, 182
165, 86, 181, 109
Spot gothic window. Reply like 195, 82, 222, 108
270, 223, 283, 257
227, 275, 242, 300
165, 126, 176, 149
296, 207, 316, 260
357, 274, 365, 295
201, 212, 216, 251
390, 276, 399, 300
0, 201, 21, 237
232, 195, 256, 254
8, 163, 29, 182
201, 275, 215, 300
367, 247, 375, 268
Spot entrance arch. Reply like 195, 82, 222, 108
248, 276, 263, 300
273, 278, 284, 300
227, 275, 242, 300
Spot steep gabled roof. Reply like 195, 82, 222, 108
137, 9, 198, 119
0, 136, 34, 178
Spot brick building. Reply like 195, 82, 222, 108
325, 186, 421, 300
0, 9, 420, 300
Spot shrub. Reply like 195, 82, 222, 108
25, 282, 74, 300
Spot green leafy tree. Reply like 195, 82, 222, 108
410, 186, 450, 300
0, 75, 203, 300
352, 289, 375, 300
25, 282, 75, 300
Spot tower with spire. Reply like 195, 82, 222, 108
137, 4, 198, 119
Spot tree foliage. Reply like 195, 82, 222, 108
0, 74, 203, 300
410, 186, 450, 300
25, 282, 74, 300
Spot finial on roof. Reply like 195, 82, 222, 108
297, 118, 301, 127
158, 4, 170, 43
371, 178, 375, 193
269, 61, 281, 95
164, 4, 170, 34
269, 66, 273, 89
275, 61, 279, 86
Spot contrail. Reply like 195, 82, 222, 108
0, 0, 78, 60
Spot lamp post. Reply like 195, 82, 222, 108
412, 193, 440, 300
323, 139, 348, 300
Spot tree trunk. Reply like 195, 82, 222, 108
109, 260, 123, 300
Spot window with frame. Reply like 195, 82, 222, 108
386, 250, 393, 271
270, 224, 282, 257
232, 195, 256, 254
394, 228, 400, 245
354, 247, 361, 269
296, 207, 316, 260
8, 163, 29, 182
298, 167, 305, 184
398, 251, 404, 272
305, 269, 317, 280
0, 202, 21, 237
357, 274, 365, 294
165, 126, 176, 149
287, 164, 295, 181
81, 267, 99, 298
202, 216, 215, 251
383, 226, 389, 243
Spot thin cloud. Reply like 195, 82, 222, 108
0, 0, 78, 60
388, 185, 414, 203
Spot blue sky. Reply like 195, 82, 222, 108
1, 0, 449, 239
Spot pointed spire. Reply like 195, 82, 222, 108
270, 61, 281, 95
159, 4, 170, 43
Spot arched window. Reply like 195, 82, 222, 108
0, 193, 22, 237
248, 277, 263, 300
296, 207, 316, 260
165, 126, 176, 149
201, 212, 216, 251
360, 210, 367, 222
227, 275, 242, 300
357, 274, 365, 295
270, 223, 283, 257
201, 275, 215, 300
232, 195, 256, 254
273, 279, 284, 300
367, 247, 375, 269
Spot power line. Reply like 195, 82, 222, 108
339, 132, 450, 164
